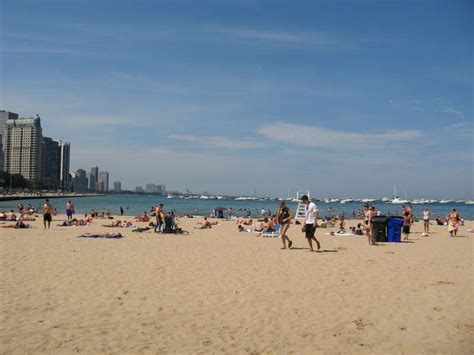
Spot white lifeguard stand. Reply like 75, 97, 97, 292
294, 190, 310, 222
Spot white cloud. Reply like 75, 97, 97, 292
256, 122, 423, 150
209, 28, 356, 51
442, 107, 465, 119
168, 134, 267, 149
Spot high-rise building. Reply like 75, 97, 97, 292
2, 116, 42, 180
0, 111, 19, 172
136, 186, 144, 193
58, 141, 70, 191
99, 171, 109, 191
113, 181, 122, 192
89, 166, 99, 191
156, 184, 166, 194
41, 137, 59, 189
73, 169, 88, 192
95, 180, 104, 192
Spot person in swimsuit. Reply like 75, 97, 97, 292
276, 201, 293, 249
446, 208, 461, 237
65, 200, 74, 221
155, 204, 165, 232
43, 199, 53, 229
363, 205, 378, 246
402, 211, 411, 240
423, 208, 430, 235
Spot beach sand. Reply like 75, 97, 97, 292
1, 215, 472, 354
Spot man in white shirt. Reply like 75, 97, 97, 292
301, 195, 321, 252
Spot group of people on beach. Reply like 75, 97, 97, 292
0, 196, 466, 243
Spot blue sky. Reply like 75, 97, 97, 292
1, 0, 472, 198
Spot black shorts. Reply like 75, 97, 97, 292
305, 224, 316, 239
403, 225, 410, 234
43, 213, 52, 222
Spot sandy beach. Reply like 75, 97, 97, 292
1, 215, 472, 354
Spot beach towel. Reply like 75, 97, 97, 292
78, 233, 124, 239
325, 230, 355, 236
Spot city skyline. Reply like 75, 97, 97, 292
1, 0, 472, 198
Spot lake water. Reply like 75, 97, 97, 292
1, 194, 473, 220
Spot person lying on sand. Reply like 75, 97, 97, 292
14, 217, 30, 229
236, 218, 253, 225
196, 217, 218, 229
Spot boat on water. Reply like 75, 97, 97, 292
340, 199, 353, 204
361, 198, 376, 203
388, 196, 410, 204
465, 200, 474, 205
439, 199, 453, 204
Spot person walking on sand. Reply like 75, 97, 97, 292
65, 200, 75, 221
422, 208, 430, 235
120, 206, 124, 216
446, 208, 461, 237
276, 201, 293, 249
363, 204, 378, 245
43, 199, 53, 229
301, 195, 320, 252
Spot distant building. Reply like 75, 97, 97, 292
99, 171, 109, 191
156, 184, 166, 194
145, 183, 157, 193
136, 186, 144, 193
0, 110, 19, 171
95, 180, 104, 192
89, 166, 99, 190
41, 137, 59, 189
2, 116, 42, 180
73, 169, 88, 192
58, 141, 70, 191
113, 181, 122, 192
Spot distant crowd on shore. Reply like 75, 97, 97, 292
0, 197, 467, 244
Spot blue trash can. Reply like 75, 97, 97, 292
387, 216, 404, 242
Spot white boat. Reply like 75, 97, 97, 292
167, 195, 174, 199
329, 198, 340, 203
340, 199, 353, 204
464, 200, 474, 205
439, 199, 453, 204
381, 197, 390, 202
361, 198, 376, 203
388, 197, 410, 204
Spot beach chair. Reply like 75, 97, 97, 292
260, 224, 281, 238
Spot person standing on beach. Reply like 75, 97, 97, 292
276, 201, 293, 249
43, 199, 53, 229
446, 208, 461, 237
402, 211, 411, 240
301, 195, 320, 252
120, 206, 124, 216
363, 205, 378, 245
423, 208, 430, 235
65, 200, 74, 221
155, 204, 165, 232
